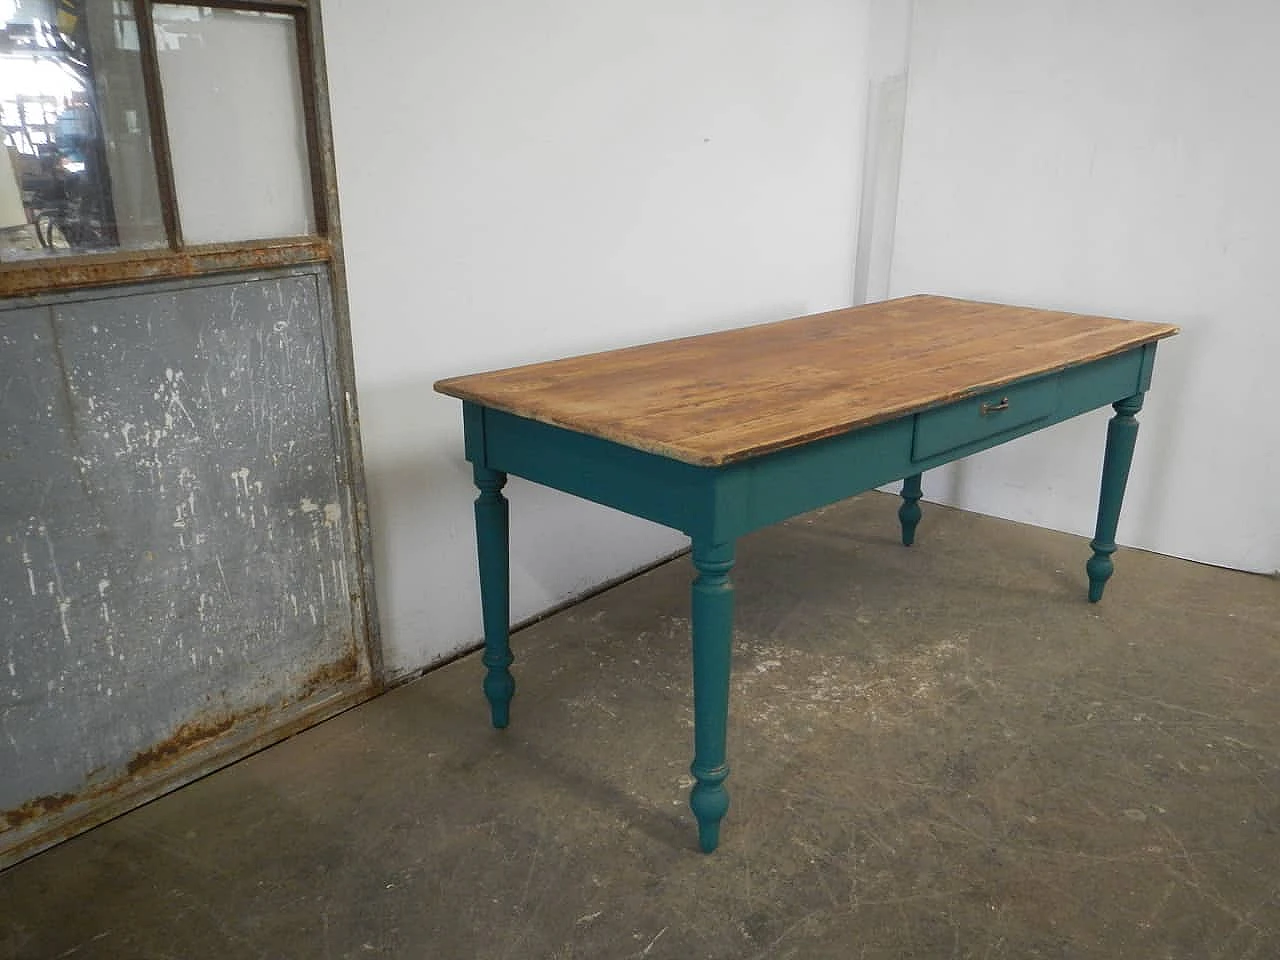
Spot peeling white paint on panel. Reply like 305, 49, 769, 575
214, 554, 231, 596
98, 578, 111, 625
229, 466, 251, 495
38, 523, 64, 598
56, 598, 71, 644
2, 274, 363, 850
36, 522, 73, 644
20, 544, 35, 597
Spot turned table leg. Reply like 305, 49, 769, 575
1087, 394, 1144, 603
474, 465, 515, 727
898, 473, 923, 546
689, 540, 735, 853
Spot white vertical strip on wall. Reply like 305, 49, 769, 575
890, 0, 1280, 575
854, 0, 914, 305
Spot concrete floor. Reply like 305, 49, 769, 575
2, 492, 1279, 959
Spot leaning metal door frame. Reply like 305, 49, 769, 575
0, 0, 382, 867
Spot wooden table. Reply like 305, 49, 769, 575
435, 295, 1179, 853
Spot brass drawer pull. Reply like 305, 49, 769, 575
981, 397, 1010, 415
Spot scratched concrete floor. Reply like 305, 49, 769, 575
2, 492, 1279, 959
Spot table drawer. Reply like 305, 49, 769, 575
911, 375, 1060, 461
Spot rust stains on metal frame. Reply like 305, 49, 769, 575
133, 0, 182, 249
126, 715, 245, 777
296, 649, 360, 701
1, 644, 365, 837
301, 0, 385, 685
292, 4, 330, 238
0, 665, 372, 871
2, 794, 78, 831
0, 238, 330, 298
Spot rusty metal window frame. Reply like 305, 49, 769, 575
0, 0, 334, 298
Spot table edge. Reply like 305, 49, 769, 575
436, 328, 1178, 467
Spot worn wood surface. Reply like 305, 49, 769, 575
434, 295, 1178, 466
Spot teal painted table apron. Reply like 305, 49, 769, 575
435, 295, 1179, 853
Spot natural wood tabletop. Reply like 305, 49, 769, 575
434, 295, 1179, 466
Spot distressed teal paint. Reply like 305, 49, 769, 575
473, 465, 514, 728
899, 473, 923, 546
710, 419, 907, 542
699, 348, 1149, 544
689, 541, 735, 853
478, 406, 710, 533
458, 343, 1163, 851
1087, 394, 1144, 603
1137, 342, 1159, 392
462, 402, 487, 465
1039, 350, 1143, 417
912, 376, 1060, 461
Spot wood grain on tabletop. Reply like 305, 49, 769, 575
433, 295, 1179, 466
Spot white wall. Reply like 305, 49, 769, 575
322, 1, 873, 676
889, 0, 1280, 575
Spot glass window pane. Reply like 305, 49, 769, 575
154, 6, 315, 245
0, 0, 167, 262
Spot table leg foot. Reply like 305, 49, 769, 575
474, 465, 515, 727
1087, 394, 1143, 603
691, 766, 729, 854
898, 473, 923, 546
689, 540, 735, 853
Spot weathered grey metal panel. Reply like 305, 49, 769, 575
1, 268, 368, 862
